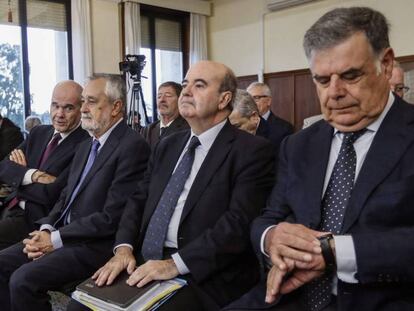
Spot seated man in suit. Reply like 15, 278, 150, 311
246, 82, 293, 153
0, 74, 150, 311
78, 61, 275, 311
0, 114, 24, 161
230, 89, 279, 158
227, 7, 414, 311
0, 80, 89, 250
141, 81, 189, 148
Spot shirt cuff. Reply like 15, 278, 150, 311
113, 243, 133, 255
22, 169, 37, 185
333, 235, 358, 283
40, 224, 56, 232
172, 253, 190, 275
260, 225, 276, 256
50, 230, 63, 250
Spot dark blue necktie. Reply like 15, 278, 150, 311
54, 139, 100, 227
306, 129, 366, 311
141, 136, 200, 260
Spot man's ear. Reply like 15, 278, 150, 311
381, 47, 394, 79
218, 91, 232, 110
112, 100, 123, 116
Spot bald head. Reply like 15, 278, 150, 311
50, 80, 83, 133
179, 61, 237, 134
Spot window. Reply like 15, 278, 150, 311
0, 0, 72, 130
122, 4, 189, 123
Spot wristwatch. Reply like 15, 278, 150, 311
318, 234, 336, 273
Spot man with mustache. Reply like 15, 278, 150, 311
0, 81, 89, 250
141, 81, 189, 148
0, 74, 150, 311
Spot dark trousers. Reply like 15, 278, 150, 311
0, 207, 30, 251
0, 241, 112, 311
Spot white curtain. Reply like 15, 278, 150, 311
124, 2, 142, 124
71, 0, 93, 85
190, 13, 207, 65
124, 2, 141, 55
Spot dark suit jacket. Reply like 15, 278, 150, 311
249, 97, 414, 311
266, 112, 294, 155
0, 118, 24, 161
36, 121, 150, 246
116, 121, 275, 308
0, 125, 89, 227
140, 115, 189, 149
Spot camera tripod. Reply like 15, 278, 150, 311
126, 74, 150, 129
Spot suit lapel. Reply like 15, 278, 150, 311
342, 99, 414, 232
299, 122, 333, 229
141, 131, 190, 227
34, 127, 54, 167
64, 138, 91, 206
179, 122, 235, 225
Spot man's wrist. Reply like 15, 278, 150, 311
318, 234, 336, 273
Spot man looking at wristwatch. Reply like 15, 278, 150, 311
226, 7, 414, 311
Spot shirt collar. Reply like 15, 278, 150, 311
189, 119, 227, 151
333, 91, 394, 136
54, 121, 81, 140
93, 118, 123, 148
262, 110, 271, 120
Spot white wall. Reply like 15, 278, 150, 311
208, 0, 414, 77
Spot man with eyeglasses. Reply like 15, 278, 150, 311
141, 81, 189, 149
247, 82, 293, 156
389, 61, 410, 99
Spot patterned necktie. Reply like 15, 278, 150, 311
38, 133, 62, 169
160, 126, 167, 137
306, 129, 366, 311
141, 136, 200, 260
54, 139, 100, 227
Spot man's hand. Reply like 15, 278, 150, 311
126, 259, 179, 288
31, 170, 56, 184
9, 149, 27, 166
92, 246, 136, 286
278, 253, 326, 295
266, 258, 295, 304
265, 223, 322, 270
23, 231, 54, 259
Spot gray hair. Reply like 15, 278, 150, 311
303, 7, 390, 59
89, 74, 126, 111
218, 67, 237, 110
233, 89, 259, 117
25, 116, 42, 132
246, 82, 272, 97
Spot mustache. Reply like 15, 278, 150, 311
81, 113, 92, 119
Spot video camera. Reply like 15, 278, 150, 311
119, 54, 146, 78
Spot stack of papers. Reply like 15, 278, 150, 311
72, 272, 187, 311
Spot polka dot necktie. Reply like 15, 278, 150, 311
306, 129, 366, 311
141, 136, 200, 261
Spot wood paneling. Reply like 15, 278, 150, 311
237, 69, 320, 131
266, 74, 295, 125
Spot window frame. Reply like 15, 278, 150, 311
120, 3, 189, 121
17, 0, 73, 117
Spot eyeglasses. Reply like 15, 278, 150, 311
393, 84, 410, 94
252, 95, 269, 101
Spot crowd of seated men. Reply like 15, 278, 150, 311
0, 6, 413, 311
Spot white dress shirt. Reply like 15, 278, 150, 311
41, 118, 123, 249
261, 92, 395, 287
